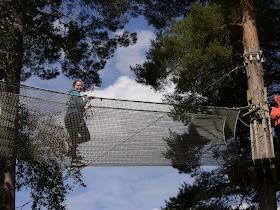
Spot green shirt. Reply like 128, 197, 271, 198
66, 89, 87, 114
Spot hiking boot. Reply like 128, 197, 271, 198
71, 159, 86, 168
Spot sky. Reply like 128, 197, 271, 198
15, 16, 194, 210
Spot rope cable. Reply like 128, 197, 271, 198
182, 63, 244, 106
1, 80, 243, 111
238, 117, 250, 128
0, 70, 242, 166
176, 63, 244, 161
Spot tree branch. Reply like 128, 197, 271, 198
40, 11, 76, 26
16, 199, 33, 209
39, 11, 95, 39
227, 22, 243, 28
227, 16, 243, 28
165, 63, 181, 76
238, 191, 246, 209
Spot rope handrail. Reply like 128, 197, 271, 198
1, 80, 243, 111
0, 80, 241, 167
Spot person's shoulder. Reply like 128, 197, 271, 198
271, 106, 280, 114
69, 89, 80, 95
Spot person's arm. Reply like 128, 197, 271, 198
270, 107, 278, 126
84, 96, 96, 110
86, 96, 96, 100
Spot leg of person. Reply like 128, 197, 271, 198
71, 121, 82, 167
78, 118, 90, 143
71, 143, 85, 167
274, 124, 280, 156
275, 124, 280, 138
70, 144, 79, 166
65, 113, 79, 166
64, 114, 72, 157
73, 115, 90, 167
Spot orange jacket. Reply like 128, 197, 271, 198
270, 105, 280, 127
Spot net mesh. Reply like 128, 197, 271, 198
0, 81, 240, 166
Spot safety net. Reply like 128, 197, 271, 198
0, 81, 240, 166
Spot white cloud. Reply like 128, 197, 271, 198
85, 76, 173, 103
115, 30, 155, 75
66, 167, 192, 210
100, 29, 155, 85
53, 19, 69, 37
70, 77, 186, 210
16, 167, 192, 210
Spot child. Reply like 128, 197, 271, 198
64, 80, 95, 167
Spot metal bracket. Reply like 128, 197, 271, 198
243, 50, 264, 65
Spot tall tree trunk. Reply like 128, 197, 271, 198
241, 0, 276, 209
0, 8, 23, 209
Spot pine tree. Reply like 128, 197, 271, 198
131, 0, 280, 208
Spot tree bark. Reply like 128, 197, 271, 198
0, 8, 23, 209
257, 176, 276, 210
241, 0, 276, 209
241, 0, 274, 160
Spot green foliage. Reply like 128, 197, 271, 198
133, 0, 280, 99
0, 0, 138, 88
254, 0, 280, 91
163, 167, 259, 210
131, 0, 280, 209
132, 2, 244, 103
135, 0, 200, 29
167, 3, 233, 92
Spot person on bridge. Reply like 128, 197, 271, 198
270, 94, 280, 156
64, 80, 95, 167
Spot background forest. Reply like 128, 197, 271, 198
1, 0, 280, 209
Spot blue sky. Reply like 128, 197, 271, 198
15, 16, 195, 210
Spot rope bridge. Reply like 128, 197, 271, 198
0, 81, 240, 166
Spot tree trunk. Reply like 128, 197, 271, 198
0, 8, 23, 209
241, 0, 274, 160
241, 0, 276, 209
257, 176, 276, 210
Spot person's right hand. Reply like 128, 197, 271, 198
85, 103, 92, 110
88, 96, 96, 100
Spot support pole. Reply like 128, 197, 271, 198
241, 0, 276, 209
